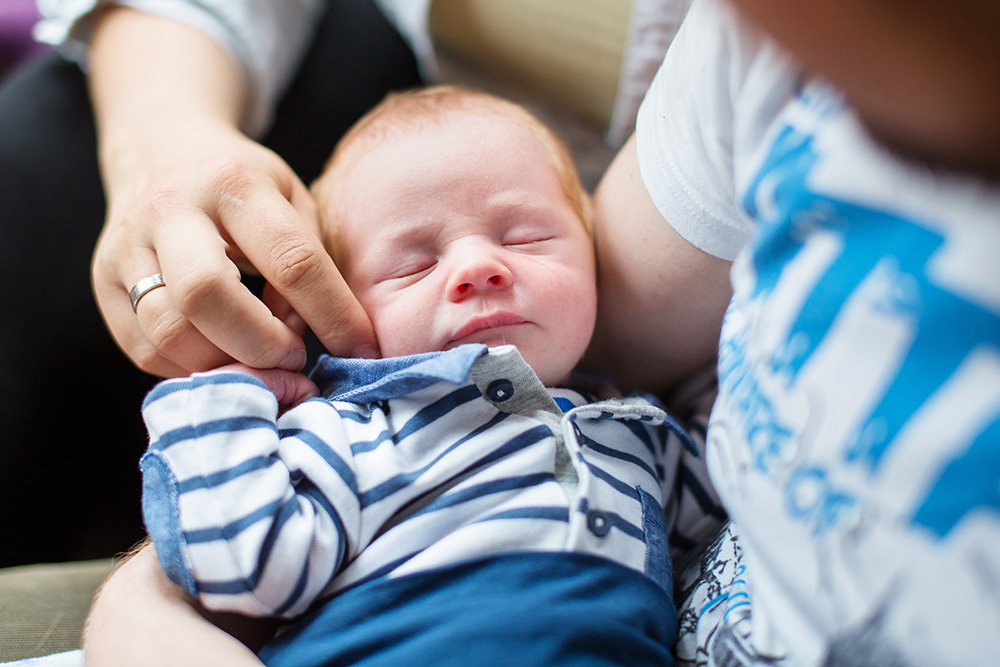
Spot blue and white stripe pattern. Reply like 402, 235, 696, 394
140, 344, 722, 618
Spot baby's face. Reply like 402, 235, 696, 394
330, 114, 596, 386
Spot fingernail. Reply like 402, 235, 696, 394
353, 344, 379, 359
279, 347, 307, 370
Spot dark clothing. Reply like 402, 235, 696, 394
0, 0, 421, 566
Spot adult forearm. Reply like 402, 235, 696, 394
84, 543, 273, 666
88, 7, 246, 195
586, 136, 733, 395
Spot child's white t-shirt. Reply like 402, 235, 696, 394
638, 1, 1000, 665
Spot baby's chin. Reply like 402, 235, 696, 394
518, 351, 579, 388
437, 340, 575, 387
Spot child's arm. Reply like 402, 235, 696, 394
84, 542, 276, 666
140, 366, 359, 618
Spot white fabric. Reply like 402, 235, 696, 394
0, 651, 83, 667
35, 0, 691, 146
634, 0, 765, 261
607, 0, 691, 147
638, 1, 1000, 665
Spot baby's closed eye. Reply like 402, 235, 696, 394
502, 226, 557, 248
380, 255, 437, 283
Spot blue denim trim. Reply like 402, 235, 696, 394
639, 485, 673, 594
140, 452, 197, 596
310, 344, 489, 402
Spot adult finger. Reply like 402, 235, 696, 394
262, 284, 308, 338
218, 167, 379, 359
151, 205, 308, 371
95, 260, 225, 377
92, 225, 202, 377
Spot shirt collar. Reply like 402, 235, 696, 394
310, 344, 490, 403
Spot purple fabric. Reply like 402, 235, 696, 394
1, 1, 49, 76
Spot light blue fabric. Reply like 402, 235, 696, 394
310, 344, 489, 402
0, 650, 83, 667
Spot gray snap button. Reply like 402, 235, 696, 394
587, 510, 612, 537
486, 379, 515, 402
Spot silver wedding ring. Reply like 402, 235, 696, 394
129, 273, 166, 313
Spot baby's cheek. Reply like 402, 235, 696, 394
365, 292, 435, 358
374, 316, 436, 358
547, 273, 596, 322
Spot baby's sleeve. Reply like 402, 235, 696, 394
140, 370, 360, 618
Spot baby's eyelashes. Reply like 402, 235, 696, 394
381, 258, 437, 283
505, 236, 553, 246
500, 223, 560, 247
502, 233, 558, 250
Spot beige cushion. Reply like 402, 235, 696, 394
429, 0, 631, 132
0, 559, 113, 660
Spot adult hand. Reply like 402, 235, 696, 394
88, 9, 378, 378
91, 118, 378, 377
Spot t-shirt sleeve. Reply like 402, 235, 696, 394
34, 0, 323, 138
634, 0, 760, 261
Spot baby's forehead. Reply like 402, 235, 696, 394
328, 116, 552, 212
353, 107, 538, 157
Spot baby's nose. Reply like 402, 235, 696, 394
447, 249, 513, 300
455, 273, 507, 295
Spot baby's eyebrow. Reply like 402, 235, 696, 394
384, 220, 442, 250
489, 195, 548, 217
488, 195, 571, 228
